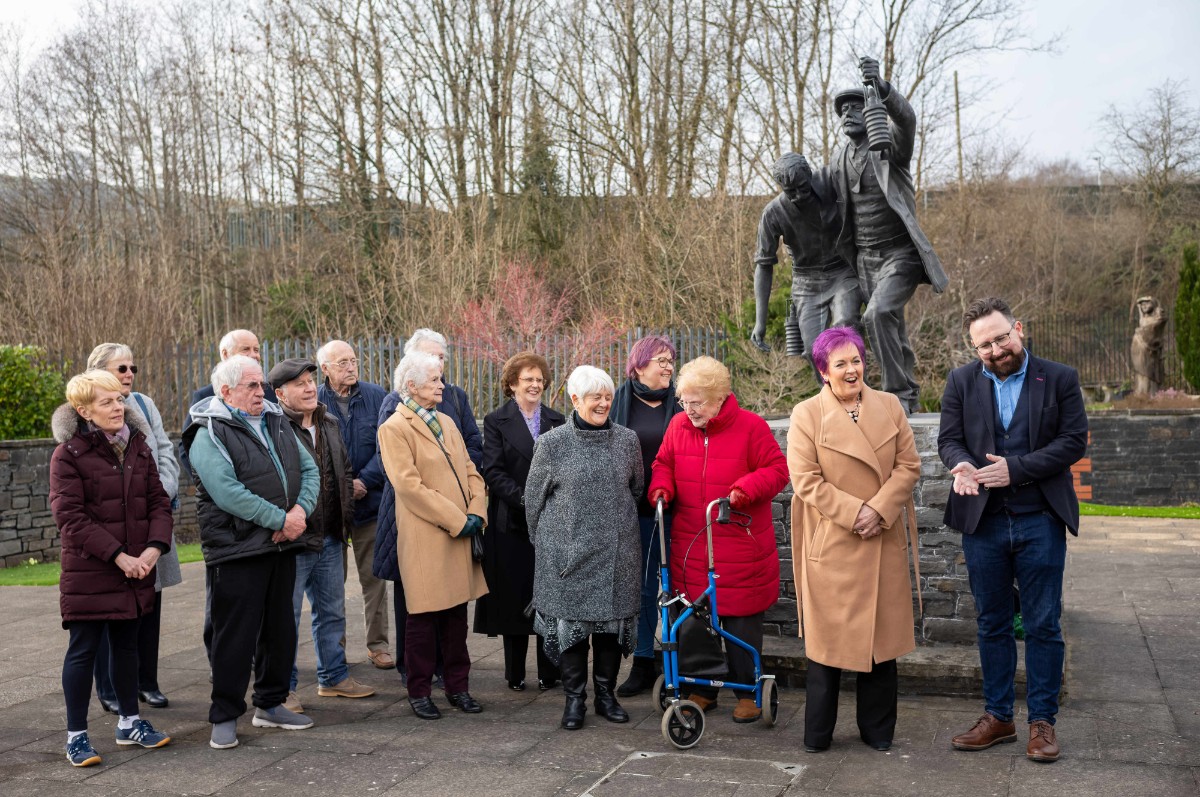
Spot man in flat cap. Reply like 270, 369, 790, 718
269, 358, 376, 714
831, 56, 948, 414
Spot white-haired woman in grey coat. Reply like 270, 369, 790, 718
526, 365, 643, 731
86, 343, 182, 711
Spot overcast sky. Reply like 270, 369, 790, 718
2, 0, 1196, 177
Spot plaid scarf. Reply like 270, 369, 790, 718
404, 397, 444, 442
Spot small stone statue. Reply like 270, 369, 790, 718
1131, 296, 1167, 394
751, 152, 861, 373
831, 56, 948, 414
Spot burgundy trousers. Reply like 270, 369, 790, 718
404, 602, 470, 698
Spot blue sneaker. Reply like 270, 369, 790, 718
65, 733, 102, 767
115, 719, 171, 748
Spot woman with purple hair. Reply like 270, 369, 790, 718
610, 335, 680, 696
786, 326, 921, 754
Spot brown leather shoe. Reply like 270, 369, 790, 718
951, 713, 1018, 751
1026, 720, 1060, 762
732, 698, 761, 723
684, 694, 718, 712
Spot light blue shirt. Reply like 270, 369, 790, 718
981, 352, 1030, 430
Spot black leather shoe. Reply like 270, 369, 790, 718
538, 678, 559, 691
804, 743, 830, 753
616, 656, 657, 697
561, 696, 587, 730
139, 690, 169, 708
508, 680, 526, 691
98, 697, 121, 715
447, 692, 483, 713
408, 696, 442, 720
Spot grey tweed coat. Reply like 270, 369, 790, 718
526, 419, 643, 623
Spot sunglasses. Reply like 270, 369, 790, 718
115, 364, 139, 374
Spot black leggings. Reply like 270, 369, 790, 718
94, 590, 163, 700
64, 619, 139, 731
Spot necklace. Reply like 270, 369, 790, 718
844, 392, 862, 424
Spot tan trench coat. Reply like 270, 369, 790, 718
787, 384, 921, 672
378, 403, 489, 614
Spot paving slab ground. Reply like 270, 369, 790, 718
2, 516, 1199, 796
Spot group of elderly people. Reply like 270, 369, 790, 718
49, 324, 929, 765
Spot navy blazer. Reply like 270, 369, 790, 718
937, 354, 1088, 536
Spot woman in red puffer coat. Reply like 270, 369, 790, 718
648, 356, 789, 724
51, 370, 174, 767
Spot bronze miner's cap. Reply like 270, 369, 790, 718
833, 88, 866, 117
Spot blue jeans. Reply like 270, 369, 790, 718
962, 509, 1066, 725
635, 514, 668, 659
291, 535, 349, 690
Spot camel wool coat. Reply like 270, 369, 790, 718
378, 402, 489, 614
787, 384, 921, 672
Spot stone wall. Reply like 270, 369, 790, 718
763, 415, 976, 647
1078, 410, 1200, 507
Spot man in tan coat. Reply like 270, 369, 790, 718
377, 350, 488, 721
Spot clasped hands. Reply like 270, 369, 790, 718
853, 503, 883, 540
950, 455, 1011, 496
115, 547, 161, 580
272, 505, 308, 544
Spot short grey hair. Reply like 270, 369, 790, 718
566, 365, 614, 400
315, 339, 352, 367
86, 342, 134, 370
218, 329, 256, 360
211, 355, 261, 395
393, 351, 442, 398
404, 328, 447, 355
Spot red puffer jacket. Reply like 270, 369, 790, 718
49, 404, 173, 627
648, 394, 789, 616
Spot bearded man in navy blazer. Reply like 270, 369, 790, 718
938, 297, 1088, 764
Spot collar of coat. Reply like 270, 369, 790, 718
680, 391, 743, 436
52, 400, 152, 449
396, 401, 446, 448
814, 384, 899, 483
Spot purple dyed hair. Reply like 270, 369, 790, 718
625, 335, 677, 379
810, 327, 866, 382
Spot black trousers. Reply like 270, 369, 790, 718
502, 634, 559, 685
208, 552, 297, 724
64, 619, 139, 731
94, 590, 163, 700
691, 612, 763, 701
804, 658, 898, 748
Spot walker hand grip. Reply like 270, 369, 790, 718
716, 498, 732, 525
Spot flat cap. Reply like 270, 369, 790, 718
833, 87, 865, 117
267, 357, 318, 387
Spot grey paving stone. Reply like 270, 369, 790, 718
215, 749, 425, 796
84, 743, 291, 795
1009, 756, 1200, 797
382, 759, 582, 797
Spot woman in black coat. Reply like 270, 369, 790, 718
472, 351, 565, 690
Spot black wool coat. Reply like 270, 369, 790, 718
472, 400, 565, 636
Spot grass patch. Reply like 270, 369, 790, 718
0, 543, 204, 587
1080, 502, 1200, 519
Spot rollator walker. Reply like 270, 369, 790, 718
651, 497, 779, 749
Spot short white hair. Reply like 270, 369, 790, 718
404, 328, 447, 355
316, 339, 352, 367
211, 355, 261, 394
218, 329, 256, 360
566, 365, 614, 400
86, 342, 133, 370
393, 351, 442, 398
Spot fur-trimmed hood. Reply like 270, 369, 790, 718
52, 398, 153, 445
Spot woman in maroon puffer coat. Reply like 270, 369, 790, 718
648, 356, 789, 724
50, 370, 174, 767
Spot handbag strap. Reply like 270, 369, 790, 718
433, 435, 470, 510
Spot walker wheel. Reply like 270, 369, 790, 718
761, 678, 779, 727
661, 700, 705, 749
651, 674, 672, 714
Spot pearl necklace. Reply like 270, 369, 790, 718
844, 392, 862, 424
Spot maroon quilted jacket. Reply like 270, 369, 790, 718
649, 393, 789, 616
49, 404, 173, 626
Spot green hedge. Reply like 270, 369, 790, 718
0, 345, 65, 440
1178, 243, 1200, 392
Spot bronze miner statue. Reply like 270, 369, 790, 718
831, 56, 948, 414
752, 152, 862, 379
1131, 295, 1167, 395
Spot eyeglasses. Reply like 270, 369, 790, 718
115, 364, 138, 374
677, 399, 707, 411
518, 377, 545, 385
650, 356, 675, 368
333, 358, 359, 369
235, 381, 264, 392
970, 322, 1017, 354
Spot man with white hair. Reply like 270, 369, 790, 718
316, 339, 393, 669
182, 355, 320, 750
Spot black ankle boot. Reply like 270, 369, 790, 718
592, 641, 629, 723
559, 643, 589, 731
616, 655, 657, 697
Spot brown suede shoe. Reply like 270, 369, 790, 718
951, 713, 1018, 751
1026, 720, 1060, 762
684, 694, 718, 712
732, 698, 761, 724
